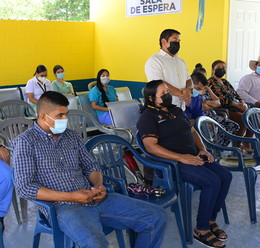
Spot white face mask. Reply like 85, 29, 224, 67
44, 114, 68, 134
100, 76, 110, 86
38, 76, 47, 83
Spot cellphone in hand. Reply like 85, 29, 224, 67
199, 155, 208, 162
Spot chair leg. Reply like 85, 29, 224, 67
171, 202, 187, 248
12, 189, 22, 224
32, 233, 41, 248
128, 229, 136, 248
179, 183, 193, 244
222, 201, 229, 224
0, 222, 4, 248
115, 230, 126, 248
20, 198, 28, 222
244, 168, 257, 223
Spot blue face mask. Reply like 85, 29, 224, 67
192, 88, 201, 97
56, 72, 64, 80
45, 114, 68, 134
256, 66, 260, 75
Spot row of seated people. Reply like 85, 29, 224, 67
184, 58, 260, 154
1, 88, 229, 248
25, 65, 117, 125
2, 82, 258, 248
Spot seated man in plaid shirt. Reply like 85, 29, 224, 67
12, 91, 167, 248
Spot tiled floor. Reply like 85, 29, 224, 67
3, 171, 260, 248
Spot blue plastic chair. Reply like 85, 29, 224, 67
194, 116, 260, 223
85, 134, 187, 248
242, 107, 260, 141
135, 131, 229, 244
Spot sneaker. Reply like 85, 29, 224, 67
127, 183, 166, 197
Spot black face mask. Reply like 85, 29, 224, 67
214, 68, 226, 78
160, 92, 172, 107
167, 41, 180, 55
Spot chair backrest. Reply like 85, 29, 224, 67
64, 94, 81, 110
0, 100, 37, 120
0, 117, 33, 147
88, 81, 97, 90
135, 131, 182, 186
19, 86, 28, 102
115, 87, 132, 101
76, 91, 89, 96
86, 134, 174, 191
77, 93, 99, 122
0, 87, 22, 102
107, 100, 141, 136
242, 107, 260, 140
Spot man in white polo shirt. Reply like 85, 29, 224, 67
145, 29, 192, 110
237, 56, 260, 107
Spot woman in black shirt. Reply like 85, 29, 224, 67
137, 80, 232, 248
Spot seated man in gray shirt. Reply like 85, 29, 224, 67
12, 91, 167, 248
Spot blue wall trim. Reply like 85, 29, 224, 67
0, 79, 146, 100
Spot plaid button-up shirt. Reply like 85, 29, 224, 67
12, 122, 101, 211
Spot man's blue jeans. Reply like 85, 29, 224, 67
0, 159, 13, 218
55, 193, 167, 248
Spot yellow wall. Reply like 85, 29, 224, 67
0, 1, 230, 87
91, 0, 230, 81
0, 20, 94, 86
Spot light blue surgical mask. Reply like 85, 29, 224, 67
256, 66, 260, 75
45, 114, 68, 134
56, 72, 64, 80
192, 89, 201, 97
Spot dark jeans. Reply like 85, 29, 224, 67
179, 162, 232, 230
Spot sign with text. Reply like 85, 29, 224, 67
126, 0, 182, 17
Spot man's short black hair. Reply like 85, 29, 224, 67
159, 29, 180, 47
37, 91, 69, 114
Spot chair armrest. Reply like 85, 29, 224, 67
129, 151, 174, 191
104, 182, 114, 193
103, 175, 128, 196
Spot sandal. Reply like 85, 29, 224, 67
209, 223, 228, 242
193, 229, 226, 248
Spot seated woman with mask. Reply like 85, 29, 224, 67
137, 80, 232, 248
208, 60, 253, 152
89, 69, 118, 125
52, 65, 74, 95
26, 65, 52, 112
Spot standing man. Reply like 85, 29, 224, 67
237, 56, 260, 107
145, 29, 192, 110
12, 91, 167, 248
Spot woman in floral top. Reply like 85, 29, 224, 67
208, 60, 253, 152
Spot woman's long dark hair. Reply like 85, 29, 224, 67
96, 69, 109, 106
141, 80, 164, 112
33, 65, 47, 76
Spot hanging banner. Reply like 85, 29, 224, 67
126, 0, 182, 17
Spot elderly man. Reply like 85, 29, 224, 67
12, 91, 167, 248
0, 142, 13, 232
237, 56, 260, 107
145, 29, 192, 110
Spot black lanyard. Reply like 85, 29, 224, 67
37, 82, 46, 92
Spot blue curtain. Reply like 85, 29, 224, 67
196, 0, 205, 32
